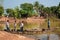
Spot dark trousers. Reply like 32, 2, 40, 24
48, 25, 50, 29
20, 27, 23, 32
14, 27, 16, 31
6, 26, 10, 31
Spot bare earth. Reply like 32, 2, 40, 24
0, 17, 45, 27
0, 31, 35, 40
0, 17, 45, 40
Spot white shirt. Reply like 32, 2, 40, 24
6, 22, 9, 27
14, 23, 16, 27
20, 23, 24, 27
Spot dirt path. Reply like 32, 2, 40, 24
0, 31, 35, 40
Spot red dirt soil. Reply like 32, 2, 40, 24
0, 17, 45, 40
0, 17, 45, 28
0, 31, 35, 40
0, 17, 45, 23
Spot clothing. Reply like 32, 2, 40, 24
20, 27, 23, 32
14, 23, 16, 28
20, 23, 24, 27
6, 22, 10, 31
20, 23, 24, 32
48, 21, 50, 26
6, 22, 9, 28
14, 23, 16, 31
48, 20, 50, 29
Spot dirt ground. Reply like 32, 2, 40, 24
0, 31, 35, 40
0, 17, 45, 27
0, 17, 45, 40
0, 16, 45, 23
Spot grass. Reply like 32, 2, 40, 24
0, 19, 60, 30
0, 18, 60, 34
40, 18, 60, 29
0, 26, 4, 30
24, 23, 39, 30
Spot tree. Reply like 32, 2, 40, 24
34, 1, 45, 17
0, 6, 4, 16
20, 3, 33, 17
56, 2, 60, 18
14, 6, 20, 18
59, 2, 60, 6
6, 8, 15, 17
21, 3, 33, 11
34, 1, 40, 13
19, 9, 28, 18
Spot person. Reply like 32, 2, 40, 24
14, 20, 16, 31
48, 19, 50, 30
20, 21, 24, 32
5, 20, 10, 31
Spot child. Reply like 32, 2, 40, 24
20, 21, 24, 32
14, 20, 17, 31
5, 20, 10, 31
48, 19, 50, 30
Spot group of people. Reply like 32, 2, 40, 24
4, 19, 50, 32
5, 20, 24, 32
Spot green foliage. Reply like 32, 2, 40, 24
6, 8, 16, 17
43, 7, 51, 13
21, 3, 33, 11
48, 3, 60, 18
34, 1, 40, 12
20, 10, 28, 18
50, 6, 57, 13
34, 1, 40, 9
20, 3, 34, 17
57, 7, 60, 18
2, 1, 60, 19
14, 7, 21, 18
0, 6, 4, 16
59, 2, 60, 6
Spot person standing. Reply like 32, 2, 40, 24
5, 20, 10, 31
20, 21, 24, 32
14, 20, 17, 31
48, 19, 50, 30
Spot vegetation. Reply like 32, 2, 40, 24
0, 1, 60, 19
0, 1, 60, 33
0, 6, 4, 16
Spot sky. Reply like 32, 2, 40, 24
2, 0, 60, 9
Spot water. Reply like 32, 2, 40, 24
35, 34, 59, 40
49, 34, 59, 40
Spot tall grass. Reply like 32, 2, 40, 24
0, 18, 60, 31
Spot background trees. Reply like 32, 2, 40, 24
0, 6, 4, 16
34, 1, 40, 12
57, 2, 60, 18
20, 3, 33, 18
14, 7, 20, 18
6, 8, 16, 17
0, 1, 60, 19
